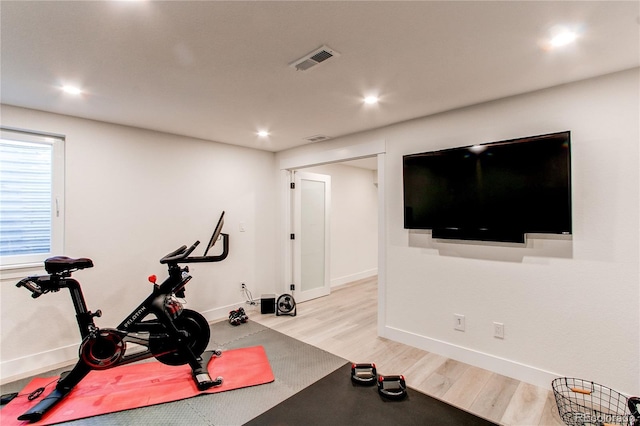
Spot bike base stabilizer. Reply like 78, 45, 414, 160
193, 350, 224, 391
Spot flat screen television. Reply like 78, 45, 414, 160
403, 131, 572, 243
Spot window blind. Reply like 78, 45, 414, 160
0, 132, 55, 257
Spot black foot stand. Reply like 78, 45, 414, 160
192, 350, 223, 391
17, 350, 223, 422
18, 362, 90, 423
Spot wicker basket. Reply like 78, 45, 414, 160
552, 377, 635, 425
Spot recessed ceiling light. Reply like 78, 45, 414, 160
550, 30, 578, 47
541, 25, 581, 50
364, 95, 379, 105
61, 85, 82, 95
257, 130, 270, 137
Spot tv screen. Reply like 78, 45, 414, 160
403, 131, 572, 243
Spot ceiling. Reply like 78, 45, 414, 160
1, 1, 638, 153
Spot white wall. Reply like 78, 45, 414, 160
278, 68, 640, 395
2, 68, 638, 394
302, 163, 378, 287
0, 105, 278, 382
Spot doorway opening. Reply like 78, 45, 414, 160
280, 140, 386, 335
294, 158, 378, 302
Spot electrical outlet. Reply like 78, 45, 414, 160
493, 322, 504, 339
241, 282, 246, 291
454, 314, 465, 331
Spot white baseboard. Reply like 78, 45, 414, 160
1, 344, 78, 385
382, 325, 560, 390
199, 301, 245, 323
331, 268, 378, 288
1, 302, 242, 385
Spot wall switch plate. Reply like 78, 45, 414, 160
493, 322, 504, 339
454, 314, 465, 331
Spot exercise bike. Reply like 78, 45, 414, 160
13, 212, 229, 423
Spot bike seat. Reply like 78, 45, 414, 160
44, 256, 94, 274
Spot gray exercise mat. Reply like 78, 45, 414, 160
1, 320, 348, 425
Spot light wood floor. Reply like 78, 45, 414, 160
251, 277, 565, 426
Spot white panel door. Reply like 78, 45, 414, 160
293, 171, 331, 303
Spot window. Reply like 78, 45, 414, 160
0, 128, 65, 269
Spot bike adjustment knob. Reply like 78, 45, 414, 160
90, 310, 102, 318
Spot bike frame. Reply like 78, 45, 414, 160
113, 263, 195, 365
24, 260, 196, 365
13, 212, 230, 423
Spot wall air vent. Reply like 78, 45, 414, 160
305, 134, 332, 143
290, 45, 340, 71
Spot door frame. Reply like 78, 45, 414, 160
279, 139, 386, 336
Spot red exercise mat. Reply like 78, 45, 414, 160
1, 345, 273, 426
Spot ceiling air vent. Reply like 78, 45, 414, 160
290, 45, 340, 71
305, 134, 332, 143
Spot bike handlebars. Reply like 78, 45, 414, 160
159, 211, 228, 265
160, 241, 200, 264
16, 278, 43, 298
16, 276, 52, 298
161, 245, 188, 261
158, 234, 229, 265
